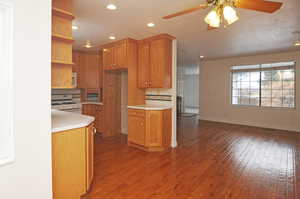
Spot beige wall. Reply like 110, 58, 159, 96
200, 51, 300, 132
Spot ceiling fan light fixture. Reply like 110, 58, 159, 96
204, 9, 220, 28
106, 4, 117, 10
223, 5, 239, 25
72, 25, 79, 30
294, 41, 300, 47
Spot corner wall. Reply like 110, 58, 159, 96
199, 51, 300, 132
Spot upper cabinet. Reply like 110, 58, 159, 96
73, 51, 103, 89
138, 34, 174, 89
85, 53, 100, 89
102, 39, 136, 71
51, 0, 74, 89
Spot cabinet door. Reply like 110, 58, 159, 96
85, 53, 99, 89
146, 111, 163, 147
96, 106, 104, 133
149, 39, 172, 88
82, 104, 96, 116
115, 42, 127, 69
86, 124, 94, 191
73, 51, 86, 89
98, 51, 103, 88
52, 128, 86, 199
128, 115, 145, 146
72, 51, 80, 88
103, 47, 113, 70
138, 42, 150, 88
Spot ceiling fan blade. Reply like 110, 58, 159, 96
163, 4, 208, 19
235, 0, 283, 13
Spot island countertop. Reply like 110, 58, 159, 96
52, 109, 95, 133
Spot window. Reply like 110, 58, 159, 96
231, 61, 296, 108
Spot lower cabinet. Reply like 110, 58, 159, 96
82, 104, 104, 134
52, 124, 94, 199
128, 108, 172, 151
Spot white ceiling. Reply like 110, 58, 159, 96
73, 0, 300, 67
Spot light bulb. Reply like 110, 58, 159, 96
294, 41, 300, 46
223, 6, 239, 25
205, 9, 220, 28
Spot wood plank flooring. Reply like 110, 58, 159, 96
84, 116, 300, 199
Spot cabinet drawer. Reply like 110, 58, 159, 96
128, 109, 145, 117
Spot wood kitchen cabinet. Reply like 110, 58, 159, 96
52, 124, 94, 199
85, 53, 100, 89
102, 39, 136, 71
51, 0, 74, 89
82, 104, 104, 134
73, 50, 103, 89
128, 108, 172, 151
86, 124, 94, 191
128, 109, 146, 146
138, 34, 174, 89
95, 105, 104, 133
103, 72, 121, 137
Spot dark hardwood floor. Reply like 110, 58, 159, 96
85, 116, 300, 199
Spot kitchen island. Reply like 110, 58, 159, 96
51, 110, 95, 199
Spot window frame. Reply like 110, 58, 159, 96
0, 0, 14, 167
230, 61, 296, 109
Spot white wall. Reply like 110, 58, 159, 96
200, 51, 300, 132
0, 0, 52, 198
177, 66, 199, 113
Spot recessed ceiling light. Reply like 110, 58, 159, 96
106, 4, 117, 10
109, 36, 116, 40
294, 40, 300, 46
200, 55, 204, 59
72, 25, 79, 30
147, 22, 155, 27
84, 41, 92, 48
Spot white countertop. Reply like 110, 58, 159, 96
52, 109, 95, 133
127, 105, 172, 111
81, 102, 104, 105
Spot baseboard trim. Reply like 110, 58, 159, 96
198, 116, 300, 133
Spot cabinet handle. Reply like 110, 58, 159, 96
140, 122, 144, 126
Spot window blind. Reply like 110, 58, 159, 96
231, 61, 295, 72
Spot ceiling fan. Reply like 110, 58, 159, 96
162, 0, 283, 30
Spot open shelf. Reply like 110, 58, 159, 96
52, 60, 74, 65
52, 34, 74, 43
52, 7, 75, 20
51, 86, 74, 89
